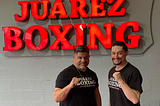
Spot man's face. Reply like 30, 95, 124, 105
73, 52, 90, 71
111, 46, 128, 65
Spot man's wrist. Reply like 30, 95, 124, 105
118, 79, 124, 85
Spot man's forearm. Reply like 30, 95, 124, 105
118, 79, 140, 104
54, 85, 72, 102
94, 88, 102, 106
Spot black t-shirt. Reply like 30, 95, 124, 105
55, 64, 99, 106
108, 62, 143, 106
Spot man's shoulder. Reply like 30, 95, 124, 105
63, 64, 75, 71
125, 62, 142, 76
127, 62, 139, 71
87, 67, 96, 74
109, 66, 116, 72
58, 64, 75, 75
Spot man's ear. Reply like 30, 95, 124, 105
73, 54, 76, 61
126, 51, 129, 56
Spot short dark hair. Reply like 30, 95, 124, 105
74, 45, 89, 54
111, 41, 128, 52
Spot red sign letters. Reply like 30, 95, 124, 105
2, 0, 141, 51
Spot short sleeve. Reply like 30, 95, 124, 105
128, 70, 143, 93
55, 71, 71, 89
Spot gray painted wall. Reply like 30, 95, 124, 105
0, 0, 160, 106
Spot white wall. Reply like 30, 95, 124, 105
0, 0, 160, 106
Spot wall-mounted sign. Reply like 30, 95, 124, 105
0, 0, 154, 56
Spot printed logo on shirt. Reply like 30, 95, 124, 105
77, 76, 96, 88
108, 76, 121, 90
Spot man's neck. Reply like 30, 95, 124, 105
115, 61, 128, 71
73, 64, 86, 72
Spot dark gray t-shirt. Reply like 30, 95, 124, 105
55, 64, 99, 106
108, 62, 143, 106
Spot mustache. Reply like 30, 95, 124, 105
112, 58, 121, 60
80, 62, 87, 64
79, 62, 88, 65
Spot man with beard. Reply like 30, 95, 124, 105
108, 41, 143, 106
54, 45, 101, 106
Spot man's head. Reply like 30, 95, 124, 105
74, 45, 89, 55
111, 41, 128, 65
73, 45, 90, 72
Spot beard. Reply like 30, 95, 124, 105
77, 62, 88, 70
112, 58, 122, 65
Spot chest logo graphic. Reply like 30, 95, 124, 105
108, 76, 121, 90
77, 76, 96, 88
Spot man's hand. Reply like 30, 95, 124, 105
69, 77, 80, 88
113, 72, 123, 83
